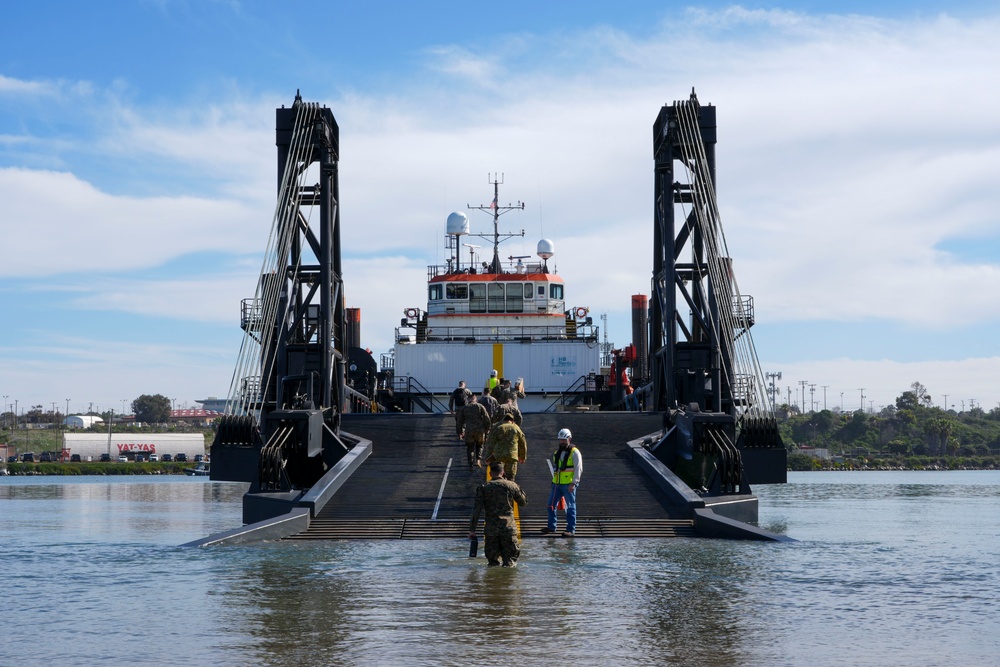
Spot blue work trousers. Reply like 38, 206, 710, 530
546, 483, 577, 533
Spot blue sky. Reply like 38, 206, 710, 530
3, 1, 1000, 416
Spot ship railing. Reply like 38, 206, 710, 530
426, 262, 550, 278
395, 323, 598, 344
345, 385, 381, 413
391, 375, 450, 413
541, 374, 596, 413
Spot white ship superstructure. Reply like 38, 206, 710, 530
389, 179, 600, 412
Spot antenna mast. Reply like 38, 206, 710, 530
468, 173, 525, 273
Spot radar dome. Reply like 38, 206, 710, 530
536, 239, 555, 260
446, 212, 469, 236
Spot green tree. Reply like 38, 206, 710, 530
132, 394, 171, 424
887, 439, 911, 456
910, 381, 932, 408
924, 418, 952, 456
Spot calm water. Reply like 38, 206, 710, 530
1, 471, 998, 666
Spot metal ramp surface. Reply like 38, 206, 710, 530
285, 412, 695, 541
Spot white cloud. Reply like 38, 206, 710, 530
0, 167, 266, 277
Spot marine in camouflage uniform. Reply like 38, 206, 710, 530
482, 414, 527, 481
468, 462, 527, 567
490, 400, 523, 427
479, 391, 499, 419
491, 379, 525, 407
456, 397, 492, 470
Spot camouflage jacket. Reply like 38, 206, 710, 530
457, 402, 491, 437
491, 403, 522, 426
479, 393, 499, 418
469, 478, 527, 535
491, 383, 525, 405
483, 422, 527, 462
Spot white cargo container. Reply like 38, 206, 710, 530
393, 340, 599, 394
63, 433, 207, 461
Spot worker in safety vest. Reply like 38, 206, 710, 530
540, 428, 582, 537
484, 369, 500, 395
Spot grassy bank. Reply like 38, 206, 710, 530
2, 462, 202, 475
788, 453, 1000, 471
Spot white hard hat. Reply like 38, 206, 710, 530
491, 369, 498, 377
558, 428, 572, 440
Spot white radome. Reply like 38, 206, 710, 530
446, 212, 470, 236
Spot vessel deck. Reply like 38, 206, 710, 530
286, 412, 695, 540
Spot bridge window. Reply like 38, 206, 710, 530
523, 283, 533, 299
469, 283, 486, 313
550, 284, 564, 300
429, 284, 443, 301
537, 285, 545, 297
446, 283, 468, 300
506, 282, 524, 313
488, 283, 505, 312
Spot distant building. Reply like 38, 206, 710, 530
195, 397, 227, 413
64, 415, 104, 429
171, 409, 222, 428
798, 446, 830, 460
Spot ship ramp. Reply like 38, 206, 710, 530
287, 412, 699, 541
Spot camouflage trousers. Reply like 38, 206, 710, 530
485, 529, 520, 567
465, 433, 485, 469
496, 459, 518, 481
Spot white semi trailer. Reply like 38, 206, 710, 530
63, 433, 207, 461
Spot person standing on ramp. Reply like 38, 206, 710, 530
541, 428, 582, 537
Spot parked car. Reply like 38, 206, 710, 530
7, 455, 17, 463
175, 453, 188, 462
117, 454, 128, 462
135, 453, 147, 462
70, 454, 81, 462
149, 454, 158, 462
39, 452, 52, 462
161, 454, 172, 462
194, 454, 204, 462
100, 453, 111, 462
21, 453, 34, 462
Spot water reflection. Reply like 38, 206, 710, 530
4, 472, 998, 666
205, 537, 777, 667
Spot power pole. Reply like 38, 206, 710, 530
858, 388, 866, 413
766, 371, 782, 410
798, 380, 808, 413
821, 385, 829, 411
